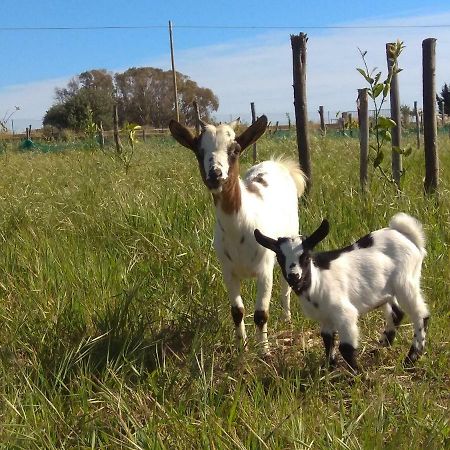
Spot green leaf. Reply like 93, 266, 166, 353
357, 68, 373, 84
378, 116, 396, 129
372, 83, 384, 98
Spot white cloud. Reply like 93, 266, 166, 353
1, 11, 449, 128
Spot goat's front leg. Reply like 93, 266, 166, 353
254, 271, 273, 355
320, 324, 337, 368
223, 271, 247, 348
335, 305, 360, 373
280, 276, 292, 322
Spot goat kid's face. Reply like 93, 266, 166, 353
169, 115, 268, 193
199, 121, 240, 192
254, 219, 330, 294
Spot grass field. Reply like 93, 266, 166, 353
0, 132, 448, 449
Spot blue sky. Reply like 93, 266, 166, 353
1, 1, 450, 129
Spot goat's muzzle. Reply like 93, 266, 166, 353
206, 167, 223, 190
287, 273, 302, 294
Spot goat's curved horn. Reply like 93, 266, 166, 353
303, 219, 330, 249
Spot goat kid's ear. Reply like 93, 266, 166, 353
169, 120, 198, 152
235, 115, 268, 152
254, 229, 278, 252
303, 219, 330, 250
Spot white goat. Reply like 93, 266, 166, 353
254, 213, 429, 371
169, 116, 305, 353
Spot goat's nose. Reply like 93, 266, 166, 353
210, 168, 222, 179
288, 273, 300, 284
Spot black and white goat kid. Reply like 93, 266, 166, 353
254, 213, 430, 372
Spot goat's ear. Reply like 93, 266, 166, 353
228, 117, 240, 130
303, 219, 330, 250
169, 120, 198, 152
254, 229, 278, 253
236, 115, 268, 151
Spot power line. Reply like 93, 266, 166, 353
1, 24, 450, 31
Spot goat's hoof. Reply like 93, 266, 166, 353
280, 312, 292, 323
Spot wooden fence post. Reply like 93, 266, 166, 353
193, 100, 200, 136
291, 32, 311, 193
113, 103, 123, 155
422, 38, 438, 194
99, 121, 105, 148
250, 102, 257, 163
358, 89, 369, 191
318, 105, 326, 135
386, 42, 402, 187
414, 101, 421, 149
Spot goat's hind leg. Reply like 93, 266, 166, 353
379, 298, 405, 347
395, 283, 430, 366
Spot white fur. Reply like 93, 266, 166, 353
214, 157, 306, 352
269, 213, 429, 367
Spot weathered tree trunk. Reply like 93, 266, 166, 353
168, 20, 180, 122
291, 33, 311, 193
113, 104, 123, 155
250, 102, 257, 163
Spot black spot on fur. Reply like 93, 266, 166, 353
231, 306, 244, 327
312, 245, 354, 270
313, 302, 319, 308
339, 343, 358, 372
253, 173, 268, 187
356, 233, 374, 249
391, 303, 405, 327
240, 235, 245, 244
224, 250, 232, 262
254, 310, 268, 329
423, 316, 430, 331
218, 220, 225, 232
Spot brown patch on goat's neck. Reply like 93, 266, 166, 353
219, 157, 241, 214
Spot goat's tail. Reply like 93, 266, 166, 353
389, 213, 426, 254
275, 157, 307, 198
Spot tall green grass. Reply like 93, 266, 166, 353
0, 133, 448, 448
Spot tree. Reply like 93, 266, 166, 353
115, 67, 218, 128
44, 69, 114, 130
437, 83, 450, 115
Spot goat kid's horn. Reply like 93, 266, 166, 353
303, 219, 330, 250
254, 229, 279, 253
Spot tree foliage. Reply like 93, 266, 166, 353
44, 67, 219, 130
437, 83, 450, 115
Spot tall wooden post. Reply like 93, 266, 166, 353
358, 89, 369, 191
414, 101, 420, 149
250, 102, 257, 163
99, 121, 105, 148
318, 105, 325, 135
386, 43, 402, 187
193, 100, 200, 136
113, 103, 123, 155
422, 38, 438, 194
168, 20, 180, 122
291, 33, 311, 193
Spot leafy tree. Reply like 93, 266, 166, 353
44, 69, 114, 130
45, 67, 218, 130
437, 83, 450, 115
115, 67, 218, 128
